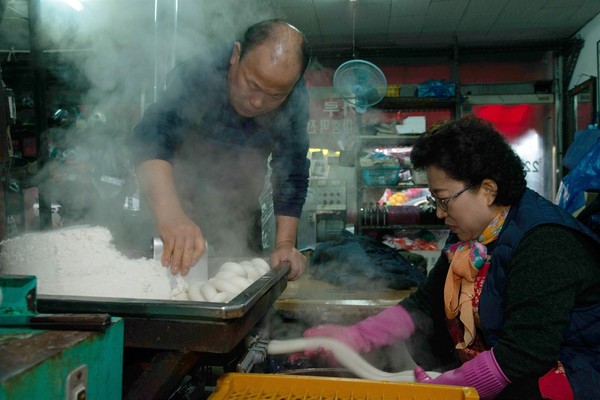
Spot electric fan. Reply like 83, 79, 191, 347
333, 59, 387, 113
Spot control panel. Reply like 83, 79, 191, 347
297, 179, 347, 248
309, 178, 346, 211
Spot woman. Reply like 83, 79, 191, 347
304, 116, 600, 399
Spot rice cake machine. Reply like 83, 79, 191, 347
0, 275, 124, 400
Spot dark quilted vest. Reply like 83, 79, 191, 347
478, 189, 600, 399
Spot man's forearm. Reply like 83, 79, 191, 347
136, 159, 205, 274
136, 159, 183, 219
272, 214, 305, 280
275, 215, 299, 247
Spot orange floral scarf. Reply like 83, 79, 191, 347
443, 207, 510, 349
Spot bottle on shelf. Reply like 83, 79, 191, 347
368, 202, 375, 225
382, 204, 389, 226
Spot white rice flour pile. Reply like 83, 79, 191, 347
0, 225, 184, 300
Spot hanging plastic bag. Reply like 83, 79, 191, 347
562, 128, 600, 170
556, 140, 600, 214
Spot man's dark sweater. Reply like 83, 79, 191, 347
130, 49, 310, 252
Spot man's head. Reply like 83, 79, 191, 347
228, 19, 310, 118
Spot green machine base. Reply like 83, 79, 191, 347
0, 275, 124, 400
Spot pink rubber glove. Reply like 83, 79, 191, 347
414, 349, 510, 400
303, 305, 415, 353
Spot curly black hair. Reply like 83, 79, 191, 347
410, 115, 527, 206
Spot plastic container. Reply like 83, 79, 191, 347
209, 373, 479, 400
386, 84, 400, 97
362, 166, 400, 186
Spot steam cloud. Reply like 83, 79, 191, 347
24, 0, 283, 253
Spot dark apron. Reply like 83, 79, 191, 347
172, 135, 268, 257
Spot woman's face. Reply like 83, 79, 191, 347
426, 165, 500, 242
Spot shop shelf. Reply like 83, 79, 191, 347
362, 166, 401, 186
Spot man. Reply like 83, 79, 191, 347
131, 19, 311, 280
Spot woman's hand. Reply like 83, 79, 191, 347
414, 350, 510, 400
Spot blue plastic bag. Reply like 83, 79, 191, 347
417, 79, 456, 99
563, 128, 600, 170
557, 140, 600, 214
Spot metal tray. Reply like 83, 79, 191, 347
38, 264, 288, 320
37, 261, 289, 353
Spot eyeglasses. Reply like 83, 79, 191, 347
426, 183, 476, 212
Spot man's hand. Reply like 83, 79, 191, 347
270, 240, 306, 280
157, 208, 206, 275
137, 159, 206, 276
272, 215, 305, 280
